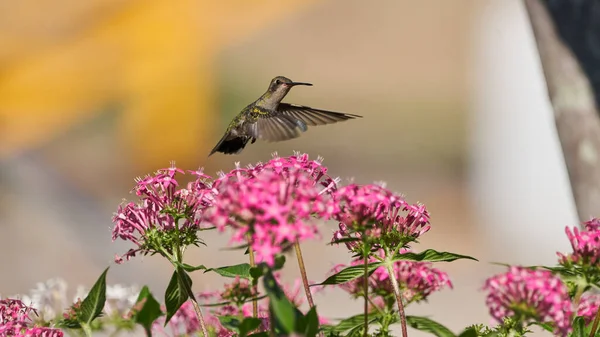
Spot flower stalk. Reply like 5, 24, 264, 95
189, 297, 209, 337
589, 308, 600, 337
363, 253, 369, 337
384, 260, 408, 337
294, 242, 324, 337
248, 240, 258, 318
294, 242, 315, 308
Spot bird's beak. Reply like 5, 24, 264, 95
289, 82, 313, 87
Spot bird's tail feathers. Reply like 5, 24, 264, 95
208, 132, 251, 156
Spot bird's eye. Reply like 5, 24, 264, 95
275, 79, 281, 84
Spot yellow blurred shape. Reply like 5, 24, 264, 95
0, 0, 317, 168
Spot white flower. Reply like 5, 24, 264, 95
25, 278, 68, 320
105, 284, 140, 316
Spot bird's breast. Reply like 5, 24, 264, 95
250, 106, 271, 116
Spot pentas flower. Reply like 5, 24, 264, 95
205, 162, 335, 266
331, 184, 430, 255
112, 163, 215, 263
558, 217, 600, 267
0, 299, 63, 337
259, 152, 339, 193
584, 218, 600, 231
483, 266, 572, 336
330, 252, 452, 309
576, 293, 600, 325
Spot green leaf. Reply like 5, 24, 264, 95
329, 237, 361, 246
220, 243, 249, 251
273, 254, 286, 270
177, 267, 196, 300
393, 249, 478, 263
263, 271, 302, 334
250, 267, 264, 281
457, 327, 479, 337
164, 268, 192, 325
572, 316, 586, 337
219, 315, 242, 332
205, 263, 251, 279
529, 321, 553, 333
313, 262, 382, 286
178, 262, 207, 272
133, 286, 163, 336
78, 267, 109, 325
239, 317, 263, 337
405, 316, 456, 337
198, 226, 217, 231
55, 319, 81, 330
200, 295, 267, 308
322, 312, 380, 334
303, 306, 320, 337
250, 256, 287, 282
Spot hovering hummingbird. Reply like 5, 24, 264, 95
209, 76, 362, 156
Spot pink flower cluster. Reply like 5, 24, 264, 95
331, 184, 430, 253
112, 163, 215, 263
576, 293, 600, 325
253, 152, 339, 193
0, 299, 63, 337
331, 253, 452, 308
558, 217, 600, 267
483, 266, 572, 336
204, 154, 336, 266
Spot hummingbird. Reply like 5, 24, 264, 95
209, 76, 362, 156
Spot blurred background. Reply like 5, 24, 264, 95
0, 0, 581, 335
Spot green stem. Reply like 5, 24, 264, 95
573, 284, 585, 309
81, 323, 93, 337
384, 260, 408, 337
367, 297, 384, 316
189, 296, 209, 337
293, 242, 324, 337
173, 216, 183, 263
363, 254, 369, 337
294, 242, 316, 308
248, 237, 258, 318
589, 308, 600, 337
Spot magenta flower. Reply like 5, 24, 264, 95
259, 152, 339, 193
204, 157, 335, 266
584, 218, 600, 231
331, 184, 430, 254
576, 293, 600, 325
483, 266, 572, 336
331, 252, 452, 309
0, 299, 63, 337
558, 217, 600, 267
112, 163, 215, 263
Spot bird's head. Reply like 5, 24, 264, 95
267, 76, 312, 95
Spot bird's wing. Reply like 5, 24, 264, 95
246, 114, 303, 142
277, 103, 362, 126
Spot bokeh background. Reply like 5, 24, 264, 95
0, 0, 580, 335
